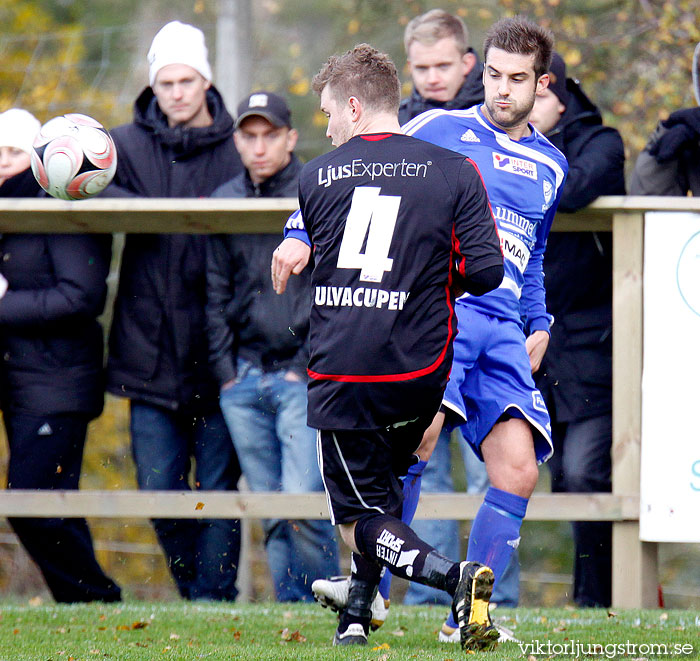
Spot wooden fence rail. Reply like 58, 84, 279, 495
0, 195, 692, 608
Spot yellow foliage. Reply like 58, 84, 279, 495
288, 78, 310, 96
312, 110, 328, 127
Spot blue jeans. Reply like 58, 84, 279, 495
219, 360, 339, 602
130, 402, 241, 601
404, 428, 520, 607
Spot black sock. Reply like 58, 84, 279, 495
354, 513, 460, 595
338, 552, 381, 633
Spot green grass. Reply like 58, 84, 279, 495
0, 602, 697, 660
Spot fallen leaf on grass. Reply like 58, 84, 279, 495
372, 643, 390, 650
280, 628, 306, 642
169, 633, 180, 640
391, 628, 405, 636
117, 621, 149, 631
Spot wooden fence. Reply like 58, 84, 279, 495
1, 195, 697, 608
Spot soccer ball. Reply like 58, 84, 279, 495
31, 113, 117, 200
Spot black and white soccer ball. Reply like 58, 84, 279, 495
31, 113, 117, 200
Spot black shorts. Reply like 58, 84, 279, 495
317, 415, 432, 525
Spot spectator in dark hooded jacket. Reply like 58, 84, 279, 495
0, 108, 120, 603
106, 20, 243, 601
630, 109, 700, 196
398, 9, 484, 125
529, 52, 625, 607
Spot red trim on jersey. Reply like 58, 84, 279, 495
360, 133, 394, 141
308, 285, 456, 383
452, 225, 466, 278
465, 157, 501, 250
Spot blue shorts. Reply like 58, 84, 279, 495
443, 306, 553, 464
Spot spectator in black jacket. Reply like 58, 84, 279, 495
630, 108, 700, 196
106, 21, 243, 601
398, 9, 484, 125
206, 92, 338, 600
529, 53, 626, 607
0, 109, 120, 602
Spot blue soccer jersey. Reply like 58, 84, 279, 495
403, 105, 568, 333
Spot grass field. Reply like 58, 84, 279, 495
0, 602, 697, 660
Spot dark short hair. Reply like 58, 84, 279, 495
404, 9, 470, 56
312, 43, 401, 115
483, 16, 554, 79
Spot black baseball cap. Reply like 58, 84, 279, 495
235, 91, 292, 129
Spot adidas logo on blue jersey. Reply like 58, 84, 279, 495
460, 129, 480, 143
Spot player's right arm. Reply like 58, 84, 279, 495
271, 209, 312, 294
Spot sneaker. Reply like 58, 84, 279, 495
332, 622, 368, 646
439, 621, 520, 644
312, 576, 390, 631
451, 561, 500, 652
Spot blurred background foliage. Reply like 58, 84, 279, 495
0, 0, 698, 606
1, 0, 699, 164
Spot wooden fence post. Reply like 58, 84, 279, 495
612, 211, 658, 608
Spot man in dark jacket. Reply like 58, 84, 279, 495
529, 52, 626, 607
0, 157, 120, 603
106, 20, 243, 600
206, 92, 338, 601
398, 9, 484, 125
630, 108, 700, 196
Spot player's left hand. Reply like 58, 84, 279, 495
271, 238, 311, 294
526, 329, 549, 373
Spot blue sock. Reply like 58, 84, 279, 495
445, 486, 528, 629
377, 458, 427, 600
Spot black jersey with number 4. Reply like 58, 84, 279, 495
298, 132, 502, 430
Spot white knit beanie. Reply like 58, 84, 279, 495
0, 108, 41, 154
147, 21, 212, 86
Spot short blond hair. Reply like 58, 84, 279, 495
312, 43, 401, 115
404, 9, 469, 56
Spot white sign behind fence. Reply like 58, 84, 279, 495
641, 212, 700, 542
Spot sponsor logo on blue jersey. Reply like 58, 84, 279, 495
493, 205, 537, 239
492, 152, 538, 180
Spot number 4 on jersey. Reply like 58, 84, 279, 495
337, 186, 400, 283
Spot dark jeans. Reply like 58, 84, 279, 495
130, 401, 241, 600
5, 411, 121, 602
549, 413, 612, 607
